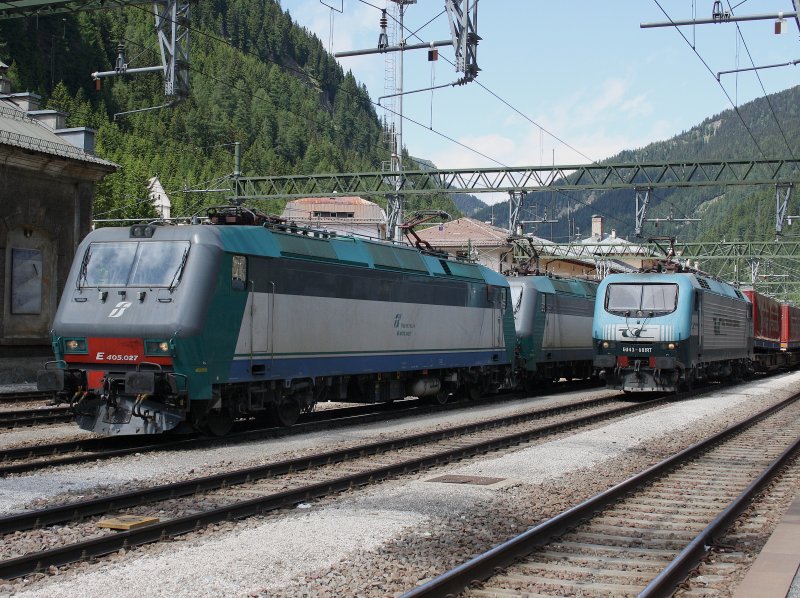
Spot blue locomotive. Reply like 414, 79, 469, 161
38, 209, 517, 435
592, 270, 753, 392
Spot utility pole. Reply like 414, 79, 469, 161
391, 1, 413, 242
335, 0, 479, 241
92, 0, 190, 103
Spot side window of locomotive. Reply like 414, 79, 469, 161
231, 255, 247, 291
486, 285, 507, 309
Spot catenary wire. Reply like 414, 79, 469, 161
651, 0, 767, 157
120, 1, 635, 229
725, 0, 798, 159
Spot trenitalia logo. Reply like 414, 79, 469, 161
108, 301, 132, 318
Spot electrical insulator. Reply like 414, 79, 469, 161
378, 9, 388, 49
114, 42, 126, 73
711, 1, 729, 21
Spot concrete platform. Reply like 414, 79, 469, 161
734, 495, 800, 598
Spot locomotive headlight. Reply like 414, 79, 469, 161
62, 338, 87, 353
602, 341, 610, 349
666, 342, 677, 350
145, 339, 171, 356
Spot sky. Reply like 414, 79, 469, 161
279, 1, 800, 202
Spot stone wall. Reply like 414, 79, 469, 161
0, 162, 95, 348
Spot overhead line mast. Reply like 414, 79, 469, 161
334, 0, 479, 241
0, 0, 190, 103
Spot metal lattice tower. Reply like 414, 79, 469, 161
154, 0, 190, 99
0, 1, 190, 101
382, 0, 415, 241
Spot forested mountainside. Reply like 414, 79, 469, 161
0, 0, 457, 222
451, 193, 487, 217
473, 85, 800, 244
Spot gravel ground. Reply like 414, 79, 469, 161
0, 424, 96, 452
5, 373, 800, 597
792, 571, 800, 598
0, 383, 38, 394
0, 388, 613, 514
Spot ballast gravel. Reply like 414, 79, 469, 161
0, 388, 613, 514
0, 424, 96, 452
5, 373, 800, 597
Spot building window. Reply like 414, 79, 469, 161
312, 211, 355, 218
11, 248, 42, 314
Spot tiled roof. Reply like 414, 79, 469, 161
416, 217, 515, 247
0, 101, 115, 168
289, 196, 375, 206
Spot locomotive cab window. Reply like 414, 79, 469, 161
486, 285, 507, 309
79, 241, 190, 288
605, 283, 678, 316
231, 255, 247, 291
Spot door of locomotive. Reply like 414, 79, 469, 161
487, 284, 506, 349
694, 289, 703, 355
234, 254, 275, 374
250, 280, 275, 372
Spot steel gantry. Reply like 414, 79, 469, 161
525, 239, 800, 262
0, 0, 190, 100
230, 158, 800, 200
515, 238, 800, 290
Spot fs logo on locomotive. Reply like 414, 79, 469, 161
108, 301, 132, 318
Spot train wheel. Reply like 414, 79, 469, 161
272, 397, 301, 427
431, 387, 450, 405
205, 409, 234, 436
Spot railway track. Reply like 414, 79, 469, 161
0, 393, 667, 579
0, 399, 421, 476
0, 406, 73, 428
403, 393, 800, 597
0, 386, 603, 476
0, 390, 51, 406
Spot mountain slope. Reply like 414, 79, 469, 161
473, 85, 800, 244
0, 1, 458, 221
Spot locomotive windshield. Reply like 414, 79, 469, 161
605, 283, 678, 316
79, 241, 190, 288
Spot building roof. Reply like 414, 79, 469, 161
289, 196, 376, 206
578, 231, 648, 254
416, 217, 514, 247
0, 101, 115, 169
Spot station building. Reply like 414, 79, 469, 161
415, 217, 637, 278
0, 64, 116, 381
